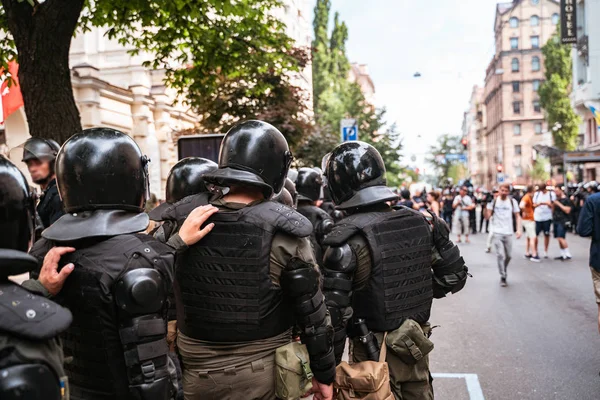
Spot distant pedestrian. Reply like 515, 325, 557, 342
485, 189, 499, 252
469, 189, 478, 235
412, 189, 426, 211
577, 192, 600, 334
441, 189, 454, 230
519, 185, 536, 258
552, 187, 573, 260
487, 183, 522, 286
398, 189, 414, 209
427, 190, 441, 216
453, 186, 475, 243
531, 184, 556, 262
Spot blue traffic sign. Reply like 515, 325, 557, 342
343, 126, 358, 141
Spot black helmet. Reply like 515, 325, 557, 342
324, 141, 397, 210
21, 137, 60, 162
284, 178, 298, 208
166, 157, 218, 203
203, 120, 293, 198
0, 156, 35, 255
56, 127, 149, 213
296, 167, 324, 202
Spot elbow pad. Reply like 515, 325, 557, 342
115, 268, 171, 400
431, 215, 469, 298
322, 244, 357, 363
281, 258, 336, 385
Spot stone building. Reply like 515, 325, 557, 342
482, 0, 559, 188
463, 86, 485, 186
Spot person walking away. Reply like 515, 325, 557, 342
553, 186, 574, 260
577, 191, 600, 334
427, 191, 441, 216
519, 185, 536, 258
532, 184, 556, 262
321, 141, 469, 400
487, 184, 521, 286
453, 186, 475, 243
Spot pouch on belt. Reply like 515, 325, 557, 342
275, 341, 314, 400
385, 319, 434, 365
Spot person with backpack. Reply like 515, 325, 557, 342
487, 183, 522, 286
532, 184, 557, 262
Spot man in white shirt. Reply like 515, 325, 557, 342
531, 184, 556, 262
487, 183, 522, 286
453, 186, 475, 243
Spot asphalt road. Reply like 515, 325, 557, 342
430, 229, 600, 400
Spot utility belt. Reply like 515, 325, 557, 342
196, 357, 273, 377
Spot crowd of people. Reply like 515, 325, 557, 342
0, 122, 470, 400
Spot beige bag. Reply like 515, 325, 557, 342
333, 333, 394, 400
275, 342, 314, 400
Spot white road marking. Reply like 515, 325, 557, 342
432, 373, 485, 400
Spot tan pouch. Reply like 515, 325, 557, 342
275, 342, 314, 400
385, 319, 434, 365
334, 333, 394, 400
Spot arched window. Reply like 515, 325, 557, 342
552, 13, 560, 25
512, 58, 520, 72
530, 15, 539, 26
532, 56, 540, 71
510, 17, 519, 28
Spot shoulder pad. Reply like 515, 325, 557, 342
0, 282, 72, 341
115, 268, 166, 315
323, 243, 356, 273
244, 201, 313, 238
160, 192, 211, 223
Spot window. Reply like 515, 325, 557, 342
512, 81, 520, 92
535, 123, 543, 134
512, 58, 520, 72
515, 145, 522, 155
533, 100, 541, 113
530, 15, 539, 26
510, 37, 519, 49
533, 79, 541, 91
514, 124, 522, 135
531, 36, 540, 49
532, 56, 540, 71
552, 13, 560, 25
510, 17, 519, 28
515, 166, 523, 177
513, 101, 521, 114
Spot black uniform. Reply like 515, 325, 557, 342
0, 156, 72, 400
321, 142, 468, 400
37, 178, 64, 228
30, 128, 175, 400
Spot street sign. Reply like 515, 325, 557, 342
341, 119, 358, 142
445, 153, 468, 163
177, 134, 225, 161
560, 0, 577, 44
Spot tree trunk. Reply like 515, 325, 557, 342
2, 0, 85, 144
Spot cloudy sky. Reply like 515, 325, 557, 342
307, 0, 501, 170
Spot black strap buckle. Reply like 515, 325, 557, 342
141, 361, 155, 383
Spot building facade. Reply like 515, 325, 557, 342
482, 0, 559, 189
463, 86, 484, 186
349, 63, 376, 106
2, 1, 314, 198
571, 0, 600, 181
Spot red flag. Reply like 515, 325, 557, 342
1, 61, 24, 123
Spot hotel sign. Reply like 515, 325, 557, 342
560, 0, 577, 44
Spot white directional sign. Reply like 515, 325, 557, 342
341, 118, 358, 142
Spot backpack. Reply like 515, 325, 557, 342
491, 197, 517, 233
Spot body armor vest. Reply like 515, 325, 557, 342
171, 194, 312, 342
324, 208, 433, 332
297, 204, 332, 266
54, 234, 172, 400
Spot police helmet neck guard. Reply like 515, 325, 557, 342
203, 120, 293, 199
296, 167, 324, 202
324, 141, 397, 210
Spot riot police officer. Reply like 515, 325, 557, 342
28, 128, 214, 400
159, 120, 335, 400
321, 142, 469, 400
149, 157, 218, 245
0, 156, 72, 400
20, 137, 65, 228
295, 167, 334, 266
